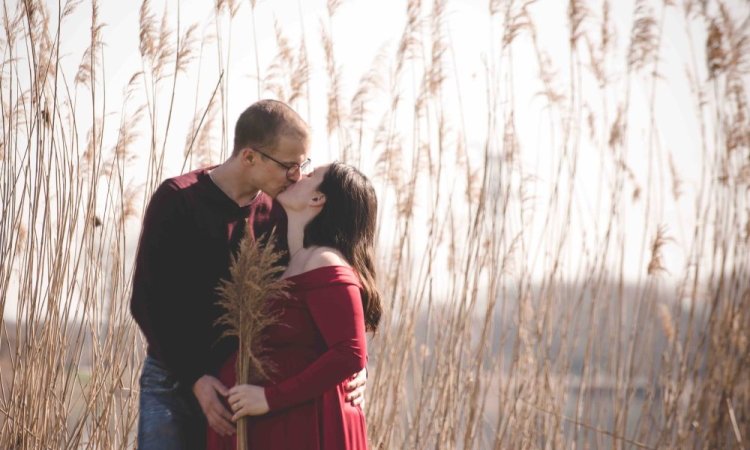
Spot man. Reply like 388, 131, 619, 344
130, 100, 365, 449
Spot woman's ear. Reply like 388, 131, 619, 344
310, 193, 326, 207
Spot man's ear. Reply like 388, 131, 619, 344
310, 193, 326, 207
239, 147, 255, 164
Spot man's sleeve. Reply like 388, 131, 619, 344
130, 181, 205, 387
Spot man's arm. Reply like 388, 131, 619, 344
131, 181, 202, 383
131, 181, 234, 435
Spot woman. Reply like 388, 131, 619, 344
207, 162, 382, 449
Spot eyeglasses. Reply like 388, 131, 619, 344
253, 148, 312, 181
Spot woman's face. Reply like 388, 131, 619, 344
276, 164, 330, 212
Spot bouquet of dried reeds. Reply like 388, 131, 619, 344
215, 227, 290, 448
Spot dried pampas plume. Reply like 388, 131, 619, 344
215, 228, 290, 449
647, 224, 673, 276
215, 228, 290, 384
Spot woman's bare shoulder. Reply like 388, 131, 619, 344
303, 246, 350, 271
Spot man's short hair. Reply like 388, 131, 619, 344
232, 99, 310, 156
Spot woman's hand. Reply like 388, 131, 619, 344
227, 384, 270, 420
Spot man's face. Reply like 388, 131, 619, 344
251, 135, 310, 198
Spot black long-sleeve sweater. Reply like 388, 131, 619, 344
130, 167, 287, 387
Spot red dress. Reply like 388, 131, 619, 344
206, 265, 369, 450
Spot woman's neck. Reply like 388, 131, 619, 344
286, 215, 306, 261
283, 212, 318, 278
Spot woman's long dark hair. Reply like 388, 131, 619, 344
304, 162, 382, 332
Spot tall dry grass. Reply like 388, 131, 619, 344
1, 0, 748, 449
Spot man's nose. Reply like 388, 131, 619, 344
287, 170, 302, 182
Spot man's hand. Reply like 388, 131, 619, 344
228, 384, 270, 420
344, 368, 367, 408
193, 375, 235, 436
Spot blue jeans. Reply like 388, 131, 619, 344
137, 355, 206, 450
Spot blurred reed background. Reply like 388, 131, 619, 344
0, 0, 748, 448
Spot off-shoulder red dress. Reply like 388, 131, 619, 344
206, 265, 369, 450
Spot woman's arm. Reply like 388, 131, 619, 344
229, 281, 367, 417
268, 281, 367, 410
